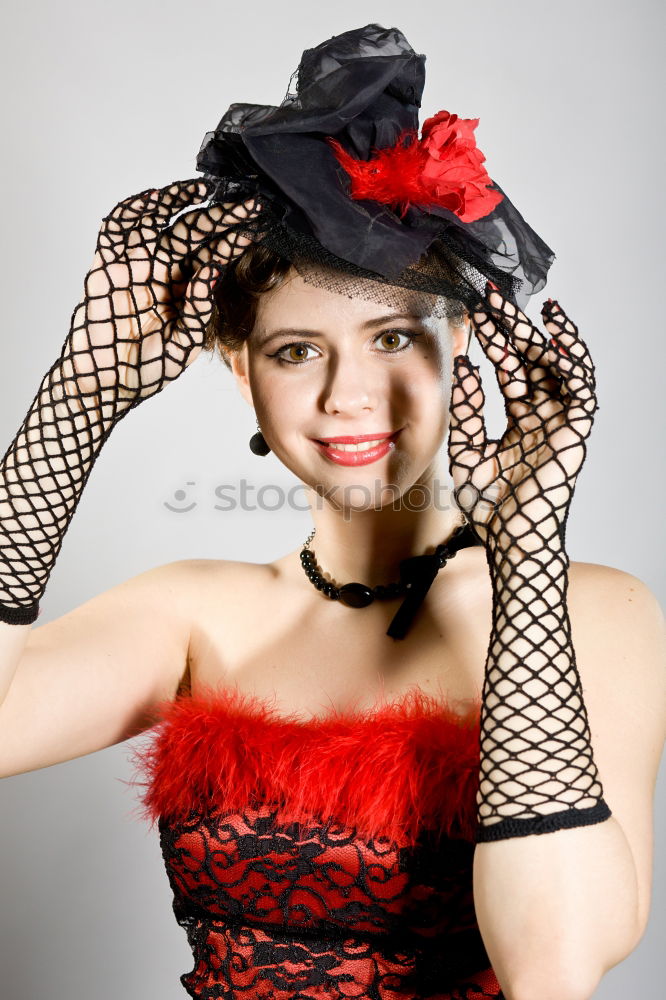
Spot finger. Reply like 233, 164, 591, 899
484, 288, 549, 364
483, 289, 569, 402
543, 338, 597, 414
171, 261, 224, 356
133, 263, 220, 399
470, 307, 531, 419
154, 176, 218, 218
172, 207, 259, 270
104, 178, 217, 236
157, 197, 263, 265
535, 304, 598, 427
540, 349, 597, 444
449, 355, 488, 465
534, 301, 599, 470
189, 224, 256, 271
541, 300, 596, 383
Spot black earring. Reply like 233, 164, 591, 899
249, 421, 271, 456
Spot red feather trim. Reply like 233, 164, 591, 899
327, 110, 504, 223
129, 685, 482, 847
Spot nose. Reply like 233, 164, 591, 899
321, 351, 380, 417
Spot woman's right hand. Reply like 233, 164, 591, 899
57, 178, 261, 417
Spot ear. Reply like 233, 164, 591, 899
227, 343, 255, 408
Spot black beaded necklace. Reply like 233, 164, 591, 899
299, 521, 480, 640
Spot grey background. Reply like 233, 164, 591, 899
0, 0, 663, 996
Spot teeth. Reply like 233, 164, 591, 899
327, 438, 387, 452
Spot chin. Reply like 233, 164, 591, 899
277, 437, 441, 504
321, 471, 430, 517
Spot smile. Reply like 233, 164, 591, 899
312, 430, 402, 466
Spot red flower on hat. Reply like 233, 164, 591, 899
327, 110, 503, 224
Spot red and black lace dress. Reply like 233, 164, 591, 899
131, 686, 504, 1000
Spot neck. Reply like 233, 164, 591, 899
302, 470, 464, 587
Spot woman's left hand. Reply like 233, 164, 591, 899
448, 285, 598, 558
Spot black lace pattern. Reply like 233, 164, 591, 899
159, 804, 504, 999
131, 687, 503, 998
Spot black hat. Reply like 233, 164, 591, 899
196, 23, 555, 315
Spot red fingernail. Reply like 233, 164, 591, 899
454, 354, 473, 372
549, 336, 569, 357
486, 280, 499, 292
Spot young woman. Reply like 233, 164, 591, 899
0, 23, 664, 1000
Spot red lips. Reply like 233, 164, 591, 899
315, 431, 400, 444
312, 429, 402, 467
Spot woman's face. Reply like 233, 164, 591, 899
228, 268, 469, 511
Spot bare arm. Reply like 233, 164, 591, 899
0, 621, 31, 705
0, 560, 194, 778
448, 287, 666, 999
0, 180, 258, 768
473, 566, 665, 1000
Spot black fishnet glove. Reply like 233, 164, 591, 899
449, 284, 611, 841
0, 179, 261, 625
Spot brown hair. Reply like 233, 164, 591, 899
202, 243, 467, 369
203, 244, 293, 369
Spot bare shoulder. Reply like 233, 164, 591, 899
567, 559, 665, 728
567, 561, 664, 670
568, 559, 663, 614
0, 558, 269, 776
163, 556, 276, 579
160, 556, 278, 624
162, 556, 276, 593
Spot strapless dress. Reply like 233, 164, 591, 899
130, 685, 504, 999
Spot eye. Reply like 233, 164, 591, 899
269, 343, 319, 365
267, 329, 423, 365
375, 329, 422, 353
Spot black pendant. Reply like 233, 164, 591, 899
298, 523, 482, 640
338, 583, 374, 608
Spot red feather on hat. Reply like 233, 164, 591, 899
328, 110, 504, 223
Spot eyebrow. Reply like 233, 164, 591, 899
255, 312, 428, 348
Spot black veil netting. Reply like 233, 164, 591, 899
194, 23, 555, 321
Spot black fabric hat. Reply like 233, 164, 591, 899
196, 23, 555, 315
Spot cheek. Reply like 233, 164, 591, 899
413, 373, 452, 453
252, 377, 315, 439
404, 348, 453, 415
